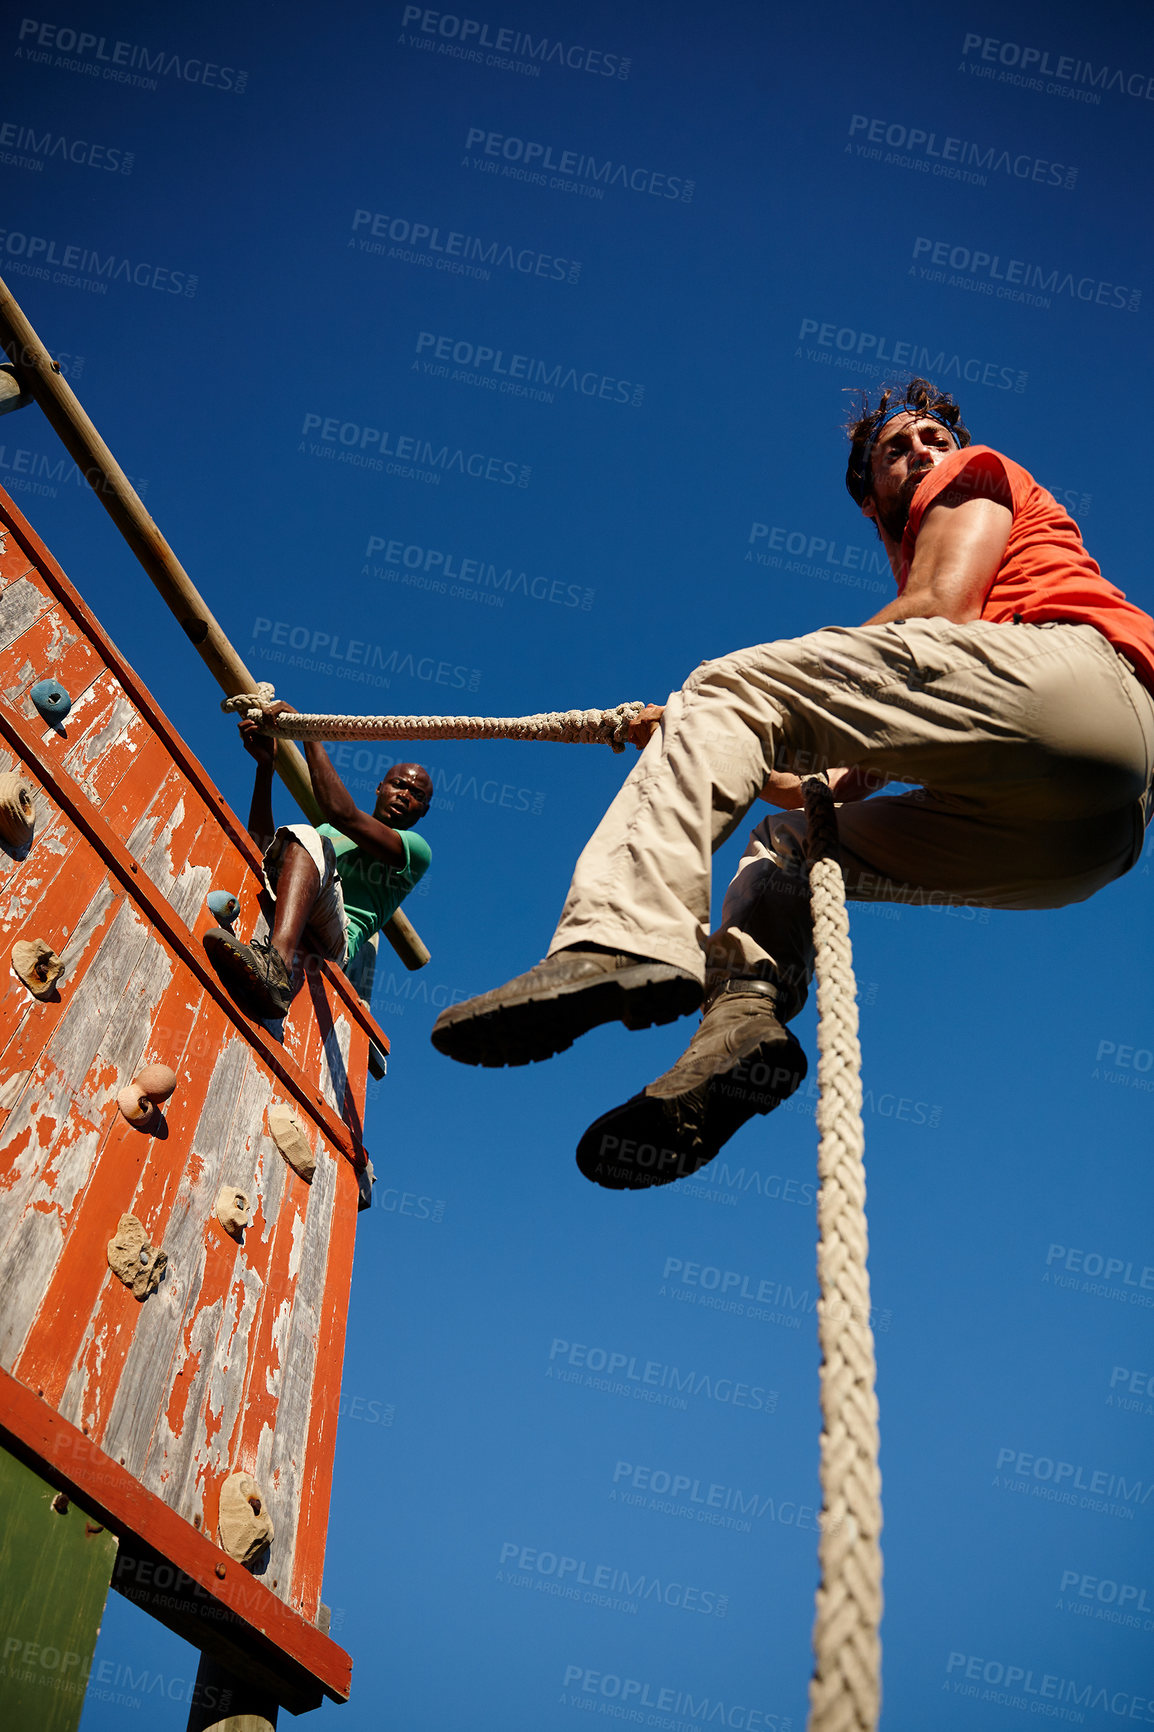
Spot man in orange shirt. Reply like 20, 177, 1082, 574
433, 379, 1154, 1189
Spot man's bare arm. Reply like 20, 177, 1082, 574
863, 492, 1012, 626
240, 720, 278, 848
255, 702, 411, 866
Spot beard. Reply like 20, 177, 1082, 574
872, 467, 931, 541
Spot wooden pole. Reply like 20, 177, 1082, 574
0, 275, 429, 972
186, 1654, 278, 1732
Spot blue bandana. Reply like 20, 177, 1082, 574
862, 405, 961, 466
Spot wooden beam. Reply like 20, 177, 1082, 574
0, 1369, 351, 1713
0, 274, 429, 971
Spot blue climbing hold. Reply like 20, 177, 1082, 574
30, 679, 72, 723
207, 890, 241, 929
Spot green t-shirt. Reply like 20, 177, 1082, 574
317, 824, 431, 960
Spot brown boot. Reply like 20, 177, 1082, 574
576, 980, 807, 1189
430, 946, 701, 1068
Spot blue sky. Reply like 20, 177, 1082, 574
3, 1, 1154, 1726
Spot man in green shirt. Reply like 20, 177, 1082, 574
204, 700, 433, 1019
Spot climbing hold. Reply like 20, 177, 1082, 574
0, 363, 32, 416
117, 1063, 178, 1126
133, 1063, 178, 1102
107, 1213, 167, 1299
116, 1085, 155, 1126
30, 678, 72, 724
268, 1102, 316, 1180
12, 938, 64, 998
218, 1470, 274, 1565
206, 889, 241, 928
214, 1185, 251, 1239
0, 773, 35, 850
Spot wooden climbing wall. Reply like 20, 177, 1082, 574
0, 484, 386, 1709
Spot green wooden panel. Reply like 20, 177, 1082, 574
0, 1443, 118, 1732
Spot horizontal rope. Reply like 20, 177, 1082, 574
222, 685, 646, 753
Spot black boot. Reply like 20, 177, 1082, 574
576, 980, 807, 1189
430, 947, 701, 1067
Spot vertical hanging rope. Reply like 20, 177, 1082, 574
802, 774, 883, 1732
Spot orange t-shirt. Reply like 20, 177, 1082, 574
902, 444, 1154, 692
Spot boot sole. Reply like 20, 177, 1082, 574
203, 930, 291, 1020
430, 964, 701, 1068
576, 1033, 807, 1190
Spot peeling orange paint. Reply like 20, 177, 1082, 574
0, 483, 381, 1656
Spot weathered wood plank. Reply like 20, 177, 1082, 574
138, 1045, 283, 1510
98, 1038, 252, 1481
256, 1139, 339, 1608
0, 573, 49, 654
19, 809, 240, 1409
0, 776, 227, 1366
0, 903, 164, 1369
48, 830, 246, 1436
288, 1154, 360, 1616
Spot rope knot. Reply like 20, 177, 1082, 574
221, 683, 277, 724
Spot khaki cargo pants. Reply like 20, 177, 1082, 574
551, 620, 1154, 1019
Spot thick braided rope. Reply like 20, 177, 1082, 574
222, 685, 645, 753
802, 775, 882, 1732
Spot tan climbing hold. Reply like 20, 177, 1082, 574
268, 1102, 315, 1180
218, 1470, 274, 1565
117, 1063, 178, 1126
12, 938, 64, 998
0, 773, 35, 850
133, 1062, 178, 1101
107, 1213, 167, 1299
116, 1084, 155, 1126
214, 1185, 251, 1239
